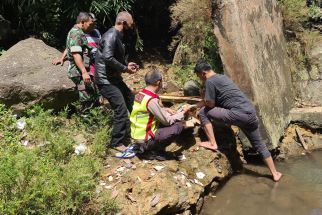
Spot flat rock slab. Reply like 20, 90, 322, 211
0, 38, 76, 112
290, 107, 322, 129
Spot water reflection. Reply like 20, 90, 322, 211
201, 151, 322, 215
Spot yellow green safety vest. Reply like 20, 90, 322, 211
130, 89, 159, 141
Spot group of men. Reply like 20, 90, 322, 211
53, 11, 282, 182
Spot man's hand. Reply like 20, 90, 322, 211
82, 72, 91, 84
52, 58, 64, 66
165, 108, 176, 115
53, 49, 67, 66
182, 105, 191, 114
130, 87, 138, 95
127, 62, 139, 74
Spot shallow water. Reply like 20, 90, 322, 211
201, 151, 322, 215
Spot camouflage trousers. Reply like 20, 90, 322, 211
70, 75, 99, 103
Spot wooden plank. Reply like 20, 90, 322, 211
295, 127, 308, 150
159, 95, 202, 103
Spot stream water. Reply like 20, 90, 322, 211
201, 150, 322, 215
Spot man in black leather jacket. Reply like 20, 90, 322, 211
95, 11, 138, 150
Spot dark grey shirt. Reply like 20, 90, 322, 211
204, 74, 255, 113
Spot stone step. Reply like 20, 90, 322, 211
289, 107, 322, 129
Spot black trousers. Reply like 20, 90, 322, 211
98, 82, 134, 147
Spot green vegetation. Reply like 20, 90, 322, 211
308, 4, 322, 21
277, 0, 322, 79
277, 0, 309, 29
0, 47, 5, 56
0, 0, 134, 48
0, 104, 117, 214
169, 0, 223, 73
170, 65, 199, 87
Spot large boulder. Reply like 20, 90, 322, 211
0, 38, 77, 112
212, 0, 293, 148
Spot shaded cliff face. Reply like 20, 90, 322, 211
212, 0, 293, 148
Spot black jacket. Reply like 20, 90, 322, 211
95, 27, 127, 85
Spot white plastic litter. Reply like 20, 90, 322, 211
178, 154, 187, 161
104, 185, 112, 189
75, 144, 87, 155
196, 171, 206, 179
21, 140, 29, 146
108, 176, 114, 182
16, 120, 26, 130
116, 167, 126, 172
154, 166, 164, 171
99, 181, 106, 186
95, 187, 102, 194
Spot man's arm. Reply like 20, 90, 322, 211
73, 53, 91, 84
204, 80, 216, 108
101, 34, 127, 73
101, 34, 137, 74
52, 49, 67, 66
68, 31, 91, 84
148, 98, 186, 126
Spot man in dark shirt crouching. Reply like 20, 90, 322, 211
194, 60, 282, 182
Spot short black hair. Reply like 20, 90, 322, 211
76, 12, 91, 24
145, 69, 162, 85
194, 59, 212, 73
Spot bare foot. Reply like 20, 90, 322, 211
273, 171, 283, 182
199, 141, 218, 151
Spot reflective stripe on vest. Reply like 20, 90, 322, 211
130, 89, 159, 141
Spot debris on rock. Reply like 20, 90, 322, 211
154, 165, 165, 171
126, 193, 137, 203
112, 189, 119, 198
150, 194, 161, 207
193, 179, 204, 187
116, 166, 126, 173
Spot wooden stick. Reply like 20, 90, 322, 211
159, 95, 202, 103
295, 127, 308, 150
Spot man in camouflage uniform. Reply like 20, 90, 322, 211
66, 12, 99, 113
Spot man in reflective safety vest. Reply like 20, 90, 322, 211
130, 69, 190, 152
